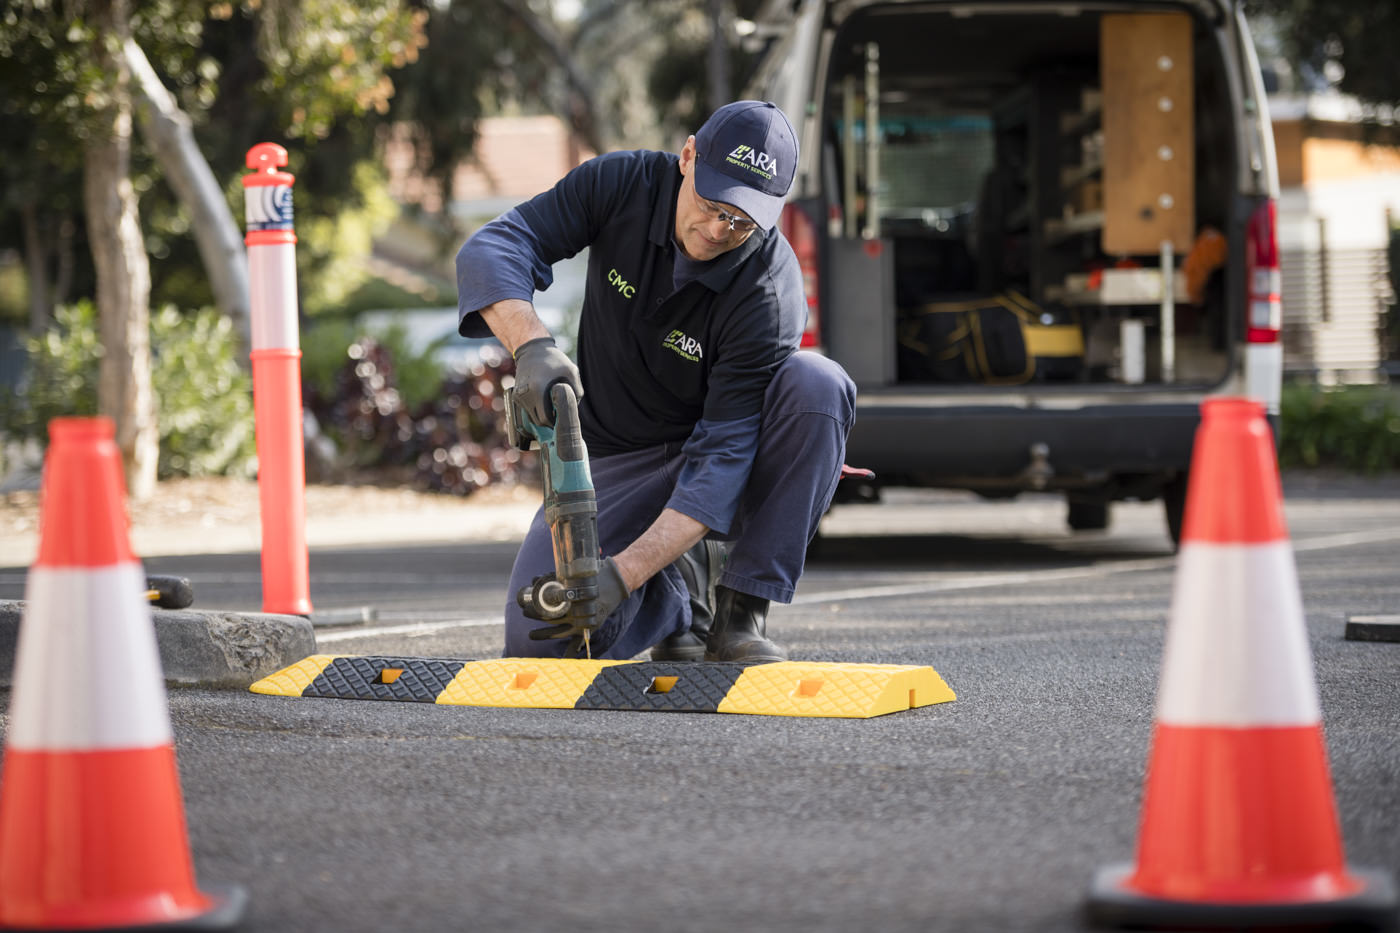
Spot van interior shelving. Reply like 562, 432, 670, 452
821, 5, 1235, 389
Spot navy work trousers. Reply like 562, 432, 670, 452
502, 351, 856, 659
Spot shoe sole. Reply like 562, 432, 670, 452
649, 645, 707, 662
703, 650, 788, 664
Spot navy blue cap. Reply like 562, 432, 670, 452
692, 101, 798, 231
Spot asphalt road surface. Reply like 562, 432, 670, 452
2, 478, 1399, 932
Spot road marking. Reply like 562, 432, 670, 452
793, 526, 1400, 608
0, 572, 490, 586
317, 617, 501, 643
1289, 527, 1400, 553
8, 527, 1399, 629
791, 559, 1176, 606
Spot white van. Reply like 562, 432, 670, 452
748, 0, 1282, 544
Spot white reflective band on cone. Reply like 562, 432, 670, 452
9, 564, 174, 750
248, 245, 300, 351
1156, 541, 1321, 727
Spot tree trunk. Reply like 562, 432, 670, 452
53, 214, 75, 307
123, 37, 251, 351
85, 3, 158, 501
707, 0, 730, 112
20, 201, 50, 333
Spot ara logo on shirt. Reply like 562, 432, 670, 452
607, 267, 636, 298
725, 144, 779, 181
662, 329, 703, 362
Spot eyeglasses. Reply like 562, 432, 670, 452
689, 185, 759, 234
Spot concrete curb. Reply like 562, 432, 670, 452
0, 600, 316, 689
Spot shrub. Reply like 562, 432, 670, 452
305, 336, 535, 495
1278, 382, 1400, 473
302, 319, 448, 415
0, 302, 257, 478
2, 302, 102, 437
150, 306, 257, 478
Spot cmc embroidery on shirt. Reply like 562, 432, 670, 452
607, 267, 636, 298
662, 329, 704, 362
725, 144, 778, 181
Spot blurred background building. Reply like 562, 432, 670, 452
1271, 92, 1400, 384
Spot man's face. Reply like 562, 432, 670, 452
675, 136, 758, 262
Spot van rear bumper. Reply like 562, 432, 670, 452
846, 401, 1276, 489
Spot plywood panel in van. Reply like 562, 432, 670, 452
1101, 13, 1195, 255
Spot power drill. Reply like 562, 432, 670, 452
504, 381, 601, 657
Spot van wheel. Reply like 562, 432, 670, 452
1162, 474, 1189, 551
1066, 499, 1110, 532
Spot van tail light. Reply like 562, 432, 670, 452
1246, 198, 1282, 344
780, 203, 822, 348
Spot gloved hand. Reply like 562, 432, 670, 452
513, 336, 582, 427
529, 557, 629, 657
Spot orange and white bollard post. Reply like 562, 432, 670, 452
243, 142, 312, 615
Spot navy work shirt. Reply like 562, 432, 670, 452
455, 149, 806, 534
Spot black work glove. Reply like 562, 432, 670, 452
529, 557, 629, 657
513, 336, 582, 427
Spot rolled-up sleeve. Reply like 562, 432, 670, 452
454, 210, 558, 337
665, 414, 761, 534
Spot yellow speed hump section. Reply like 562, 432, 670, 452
248, 654, 339, 696
250, 656, 955, 718
720, 662, 955, 718
439, 658, 622, 708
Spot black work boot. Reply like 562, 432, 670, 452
649, 541, 722, 661
705, 584, 787, 663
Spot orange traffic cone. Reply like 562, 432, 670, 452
0, 418, 246, 930
1088, 398, 1397, 929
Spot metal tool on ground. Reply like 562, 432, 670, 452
1344, 614, 1400, 643
145, 574, 195, 610
505, 381, 601, 657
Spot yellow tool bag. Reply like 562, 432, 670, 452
897, 291, 1084, 385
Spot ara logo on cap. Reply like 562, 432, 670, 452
693, 101, 798, 230
725, 144, 780, 181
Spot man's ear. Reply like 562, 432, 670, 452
678, 135, 697, 175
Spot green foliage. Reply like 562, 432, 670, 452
1, 0, 432, 325
0, 301, 257, 478
301, 318, 361, 405
298, 161, 402, 316
1, 302, 103, 436
306, 335, 531, 495
149, 305, 257, 478
1248, 0, 1400, 118
373, 323, 451, 414
242, 0, 428, 141
338, 275, 453, 316
386, 0, 552, 196
302, 318, 448, 415
0, 258, 29, 324
1279, 383, 1400, 473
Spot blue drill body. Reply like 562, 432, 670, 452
505, 382, 601, 647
